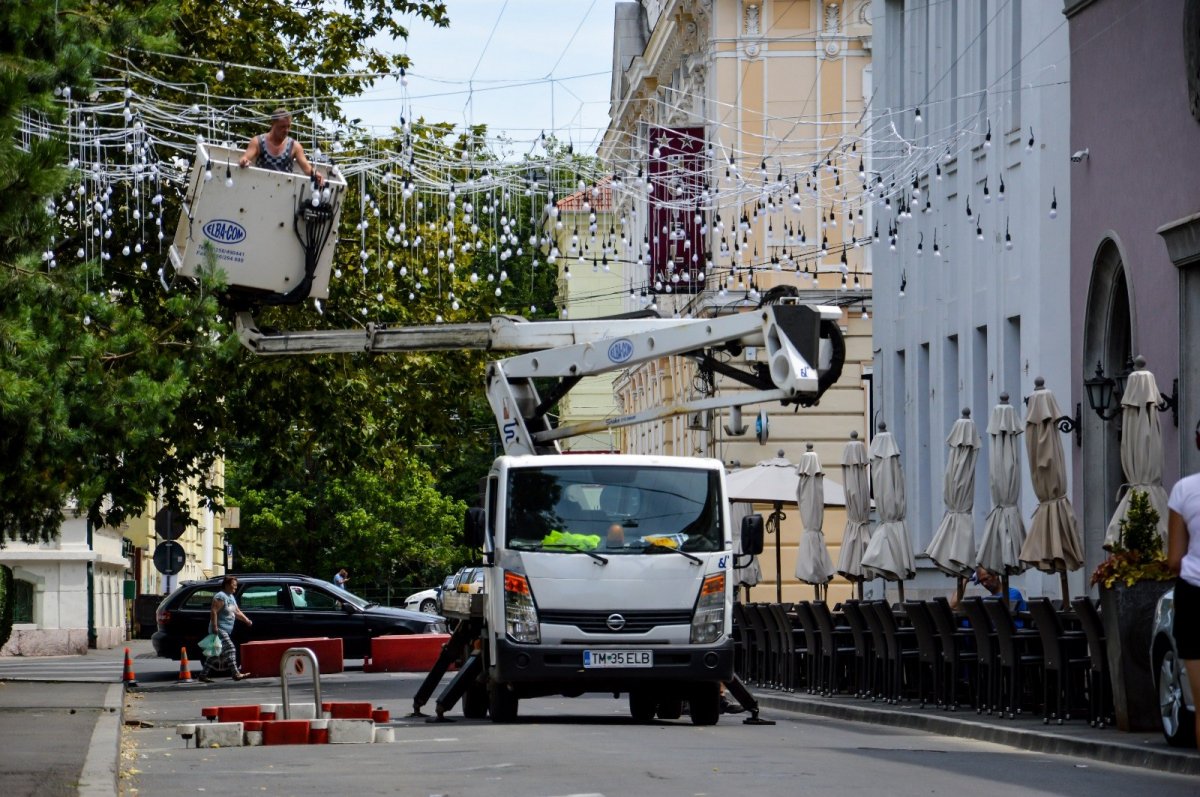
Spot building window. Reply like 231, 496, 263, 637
13, 580, 34, 624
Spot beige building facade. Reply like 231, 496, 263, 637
593, 0, 875, 604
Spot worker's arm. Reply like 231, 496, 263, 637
1168, 509, 1188, 576
238, 136, 259, 168
293, 141, 324, 186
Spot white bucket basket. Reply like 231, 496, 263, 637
169, 141, 346, 303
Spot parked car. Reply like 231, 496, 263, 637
1152, 586, 1196, 747
152, 573, 447, 661
403, 587, 441, 614
452, 566, 485, 594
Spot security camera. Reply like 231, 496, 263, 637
1070, 148, 1089, 163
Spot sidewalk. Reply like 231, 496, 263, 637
750, 687, 1200, 776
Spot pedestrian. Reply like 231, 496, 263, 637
333, 568, 350, 588
1167, 419, 1200, 750
238, 107, 324, 185
200, 575, 251, 683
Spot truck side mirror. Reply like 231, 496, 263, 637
740, 514, 764, 556
463, 508, 487, 549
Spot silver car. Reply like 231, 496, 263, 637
1152, 587, 1196, 747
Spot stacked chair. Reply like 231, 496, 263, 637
810, 601, 855, 696
1071, 596, 1115, 727
903, 601, 943, 708
981, 598, 1042, 719
928, 596, 977, 711
1028, 597, 1091, 725
840, 600, 876, 698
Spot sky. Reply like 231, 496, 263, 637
349, 1, 620, 152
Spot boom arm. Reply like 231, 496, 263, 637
235, 301, 845, 456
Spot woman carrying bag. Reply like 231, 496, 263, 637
200, 575, 253, 682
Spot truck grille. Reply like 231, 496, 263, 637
538, 609, 693, 634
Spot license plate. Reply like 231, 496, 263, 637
582, 649, 653, 668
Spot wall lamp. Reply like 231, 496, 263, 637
1083, 355, 1178, 428
1024, 378, 1082, 447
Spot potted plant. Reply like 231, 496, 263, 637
1091, 489, 1173, 731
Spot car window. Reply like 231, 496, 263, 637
182, 588, 216, 609
238, 583, 290, 610
295, 587, 342, 612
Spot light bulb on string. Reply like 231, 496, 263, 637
984, 120, 992, 148
916, 232, 923, 256
1004, 218, 1013, 250
915, 107, 923, 125
933, 231, 941, 258
898, 270, 907, 297
1026, 127, 1035, 152
225, 164, 233, 187
1049, 188, 1058, 219
976, 216, 984, 241
982, 177, 990, 202
215, 65, 225, 82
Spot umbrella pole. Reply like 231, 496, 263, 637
956, 576, 966, 606
769, 502, 784, 604
1002, 574, 1010, 611
1059, 570, 1070, 604
897, 580, 906, 604
856, 580, 864, 601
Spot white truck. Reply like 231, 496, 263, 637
172, 151, 847, 724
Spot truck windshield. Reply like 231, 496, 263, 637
505, 466, 723, 554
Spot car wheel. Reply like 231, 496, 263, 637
419, 598, 437, 614
688, 683, 721, 726
489, 683, 519, 723
629, 690, 657, 722
462, 681, 489, 719
1157, 644, 1197, 748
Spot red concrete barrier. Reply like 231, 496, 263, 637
322, 701, 374, 720
372, 708, 390, 723
239, 638, 344, 678
363, 633, 452, 672
215, 704, 262, 723
262, 719, 312, 746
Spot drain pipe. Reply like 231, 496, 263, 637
86, 518, 97, 649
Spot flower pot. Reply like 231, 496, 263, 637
1099, 580, 1172, 732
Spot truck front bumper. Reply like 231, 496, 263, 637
493, 637, 734, 686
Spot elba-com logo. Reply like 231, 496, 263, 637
201, 219, 247, 245
607, 338, 634, 363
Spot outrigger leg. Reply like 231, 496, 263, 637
409, 619, 479, 717
725, 673, 776, 725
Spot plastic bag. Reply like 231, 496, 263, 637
199, 633, 222, 658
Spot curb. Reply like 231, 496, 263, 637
78, 682, 124, 796
755, 692, 1200, 776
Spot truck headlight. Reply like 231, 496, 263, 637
690, 572, 725, 644
504, 571, 540, 644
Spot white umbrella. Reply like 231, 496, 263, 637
925, 409, 981, 578
838, 431, 872, 587
730, 502, 763, 600
1019, 377, 1084, 599
794, 444, 835, 598
861, 423, 915, 598
977, 393, 1028, 578
1104, 357, 1169, 548
726, 450, 845, 603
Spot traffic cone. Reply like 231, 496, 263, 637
178, 647, 193, 683
122, 647, 138, 687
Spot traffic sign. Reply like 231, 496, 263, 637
154, 507, 187, 540
152, 540, 186, 575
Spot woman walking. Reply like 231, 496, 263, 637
200, 575, 252, 682
1167, 419, 1200, 749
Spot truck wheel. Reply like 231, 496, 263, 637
656, 698, 683, 720
629, 690, 657, 722
489, 684, 519, 723
688, 683, 721, 726
462, 681, 489, 719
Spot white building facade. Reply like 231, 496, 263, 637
869, 0, 1076, 598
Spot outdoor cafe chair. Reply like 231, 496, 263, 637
871, 601, 919, 704
860, 600, 891, 702
982, 597, 1042, 719
749, 603, 780, 688
759, 602, 789, 690
840, 600, 875, 698
739, 602, 769, 685
1029, 597, 1091, 725
961, 597, 999, 715
1071, 596, 1115, 728
903, 600, 943, 708
929, 596, 977, 711
811, 601, 855, 696
793, 602, 822, 694
768, 602, 803, 691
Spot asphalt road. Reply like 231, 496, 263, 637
123, 670, 1199, 797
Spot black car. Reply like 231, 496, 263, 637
151, 573, 447, 660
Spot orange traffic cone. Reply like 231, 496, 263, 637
178, 647, 193, 683
122, 647, 138, 687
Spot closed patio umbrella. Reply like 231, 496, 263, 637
925, 408, 982, 580
861, 423, 915, 599
1104, 357, 1169, 549
794, 443, 835, 600
730, 502, 763, 602
1019, 377, 1084, 599
838, 431, 872, 594
977, 393, 1028, 588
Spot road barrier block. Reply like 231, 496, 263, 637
363, 633, 452, 672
